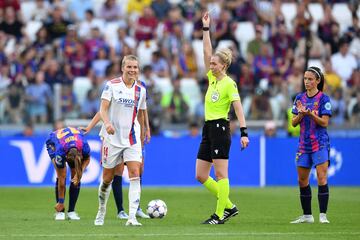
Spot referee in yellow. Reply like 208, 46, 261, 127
196, 11, 249, 225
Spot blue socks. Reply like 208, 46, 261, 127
300, 185, 312, 215
112, 175, 124, 213
68, 182, 81, 212
318, 184, 329, 213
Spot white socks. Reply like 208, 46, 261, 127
98, 181, 111, 210
128, 177, 141, 219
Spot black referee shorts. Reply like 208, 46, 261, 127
197, 119, 231, 162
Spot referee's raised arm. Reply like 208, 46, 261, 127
202, 12, 212, 73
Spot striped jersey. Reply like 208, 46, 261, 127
100, 77, 147, 147
138, 80, 148, 100
46, 127, 90, 161
292, 91, 332, 153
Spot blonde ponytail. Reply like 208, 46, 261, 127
215, 48, 232, 70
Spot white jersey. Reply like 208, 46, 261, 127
100, 77, 147, 148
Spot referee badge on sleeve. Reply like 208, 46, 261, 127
211, 90, 220, 102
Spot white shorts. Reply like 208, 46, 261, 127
101, 139, 142, 169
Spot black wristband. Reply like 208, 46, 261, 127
202, 27, 209, 31
240, 127, 248, 137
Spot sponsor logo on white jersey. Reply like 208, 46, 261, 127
115, 98, 136, 107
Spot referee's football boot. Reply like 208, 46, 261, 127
290, 215, 314, 224
223, 205, 239, 222
202, 214, 225, 224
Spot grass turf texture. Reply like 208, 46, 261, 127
0, 187, 359, 240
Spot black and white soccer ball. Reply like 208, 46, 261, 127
146, 199, 167, 218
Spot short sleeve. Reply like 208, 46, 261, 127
292, 94, 300, 115
101, 82, 112, 101
319, 95, 332, 117
46, 134, 66, 168
45, 137, 56, 159
139, 88, 147, 110
82, 141, 91, 159
140, 81, 148, 100
228, 81, 240, 102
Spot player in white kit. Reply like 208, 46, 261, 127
94, 55, 147, 226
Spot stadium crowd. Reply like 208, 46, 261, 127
0, 0, 359, 134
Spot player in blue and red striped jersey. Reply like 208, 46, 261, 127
290, 66, 332, 224
45, 127, 90, 221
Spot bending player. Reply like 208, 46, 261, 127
45, 127, 90, 220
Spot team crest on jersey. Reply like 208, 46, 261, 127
211, 90, 220, 102
54, 155, 62, 165
314, 102, 318, 107
325, 102, 331, 110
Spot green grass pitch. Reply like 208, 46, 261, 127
0, 187, 359, 240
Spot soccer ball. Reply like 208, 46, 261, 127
146, 199, 167, 218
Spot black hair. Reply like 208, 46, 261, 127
307, 66, 324, 91
85, 9, 94, 16
189, 121, 199, 128
338, 36, 350, 48
152, 51, 161, 58
105, 63, 114, 77
142, 65, 152, 72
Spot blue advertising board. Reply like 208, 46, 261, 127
265, 138, 360, 186
0, 135, 359, 186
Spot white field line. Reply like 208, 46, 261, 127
1, 232, 360, 238
259, 135, 266, 187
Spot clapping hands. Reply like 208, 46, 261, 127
296, 100, 311, 115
